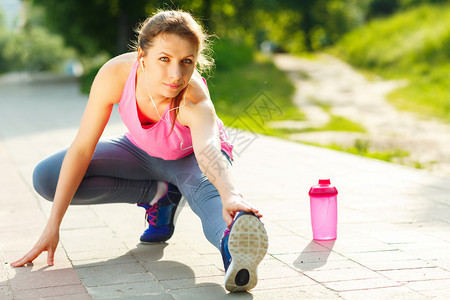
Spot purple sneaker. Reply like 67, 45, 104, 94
137, 183, 184, 243
220, 211, 268, 292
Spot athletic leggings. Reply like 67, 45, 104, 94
33, 135, 230, 250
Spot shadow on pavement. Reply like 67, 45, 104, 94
294, 240, 335, 271
1, 263, 87, 298
71, 243, 254, 299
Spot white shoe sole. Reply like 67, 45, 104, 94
225, 214, 269, 292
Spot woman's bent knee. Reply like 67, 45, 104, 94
32, 152, 65, 201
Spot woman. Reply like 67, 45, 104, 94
11, 10, 268, 292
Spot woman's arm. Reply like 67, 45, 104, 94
11, 60, 126, 267
179, 78, 262, 226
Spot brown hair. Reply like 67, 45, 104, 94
134, 10, 214, 130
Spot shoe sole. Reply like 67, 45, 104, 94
140, 196, 186, 244
225, 214, 269, 292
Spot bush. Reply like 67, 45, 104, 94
1, 26, 75, 73
80, 62, 103, 94
212, 38, 254, 71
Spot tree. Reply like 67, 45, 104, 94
26, 0, 151, 55
26, 0, 226, 56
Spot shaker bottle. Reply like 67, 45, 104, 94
309, 179, 338, 240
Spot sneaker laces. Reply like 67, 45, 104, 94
144, 204, 159, 226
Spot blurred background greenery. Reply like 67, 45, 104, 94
0, 0, 449, 127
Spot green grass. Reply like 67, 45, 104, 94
209, 52, 305, 136
330, 3, 450, 122
320, 115, 366, 133
303, 139, 411, 165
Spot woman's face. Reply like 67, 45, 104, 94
141, 33, 198, 101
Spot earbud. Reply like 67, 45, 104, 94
140, 57, 144, 71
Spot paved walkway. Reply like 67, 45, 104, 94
1, 76, 450, 299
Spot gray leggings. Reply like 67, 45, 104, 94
33, 135, 229, 250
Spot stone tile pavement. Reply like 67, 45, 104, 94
1, 77, 450, 299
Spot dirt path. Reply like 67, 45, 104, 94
272, 53, 450, 176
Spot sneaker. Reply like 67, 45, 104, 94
220, 211, 269, 292
137, 183, 184, 243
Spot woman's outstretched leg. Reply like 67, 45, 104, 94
165, 152, 230, 250
165, 152, 268, 292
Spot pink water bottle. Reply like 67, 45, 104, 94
309, 179, 338, 240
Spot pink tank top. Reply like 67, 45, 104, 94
118, 60, 233, 161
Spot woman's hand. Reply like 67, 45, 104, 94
222, 193, 263, 227
10, 225, 60, 267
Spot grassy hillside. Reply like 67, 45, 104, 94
331, 3, 450, 121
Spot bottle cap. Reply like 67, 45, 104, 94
309, 179, 338, 196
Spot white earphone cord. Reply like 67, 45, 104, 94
140, 58, 193, 151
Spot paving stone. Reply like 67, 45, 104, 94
315, 235, 399, 254
130, 243, 172, 262
400, 245, 450, 262
272, 218, 311, 238
71, 254, 138, 267
143, 261, 223, 281
303, 267, 382, 283
360, 259, 435, 271
200, 253, 227, 270
405, 278, 450, 291
42, 293, 92, 300
75, 262, 147, 279
323, 277, 402, 292
343, 250, 418, 263
379, 267, 450, 282
337, 208, 381, 224
162, 256, 216, 268
268, 235, 328, 255
131, 242, 207, 263
61, 236, 126, 253
252, 275, 318, 291
258, 258, 302, 279
0, 262, 9, 284
436, 260, 450, 272
183, 238, 218, 256
0, 286, 13, 300
338, 286, 427, 299
63, 248, 131, 261
418, 289, 450, 298
159, 275, 224, 290
81, 272, 155, 287
60, 208, 107, 230
86, 282, 169, 299
262, 220, 298, 237
9, 268, 83, 291
12, 284, 88, 299
285, 250, 348, 267
273, 253, 361, 272
5, 251, 73, 277
368, 229, 442, 244
403, 222, 450, 243
251, 286, 336, 299
168, 285, 228, 300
